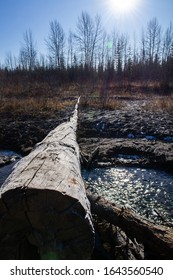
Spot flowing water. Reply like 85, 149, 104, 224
0, 150, 21, 186
82, 167, 173, 224
1, 150, 173, 225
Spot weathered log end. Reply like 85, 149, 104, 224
0, 188, 94, 259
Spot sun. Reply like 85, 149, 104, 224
108, 0, 139, 14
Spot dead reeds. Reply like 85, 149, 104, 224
0, 79, 172, 116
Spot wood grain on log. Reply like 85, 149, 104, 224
0, 98, 95, 260
87, 192, 173, 259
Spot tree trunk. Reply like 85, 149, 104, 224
87, 191, 173, 259
0, 98, 95, 260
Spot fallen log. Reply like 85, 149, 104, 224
87, 191, 173, 259
92, 217, 144, 260
0, 98, 95, 260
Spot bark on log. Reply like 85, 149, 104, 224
87, 192, 173, 259
0, 98, 95, 260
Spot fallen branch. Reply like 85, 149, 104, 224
87, 191, 173, 259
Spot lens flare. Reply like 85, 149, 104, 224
109, 0, 139, 13
105, 0, 142, 16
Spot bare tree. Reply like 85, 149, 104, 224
67, 30, 76, 67
5, 52, 14, 70
19, 29, 37, 70
97, 30, 110, 72
107, 29, 118, 71
46, 20, 65, 69
140, 29, 146, 63
162, 22, 173, 62
145, 18, 162, 63
114, 34, 129, 75
74, 11, 103, 68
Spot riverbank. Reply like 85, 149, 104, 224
0, 94, 173, 260
78, 97, 173, 173
0, 95, 173, 171
0, 106, 74, 155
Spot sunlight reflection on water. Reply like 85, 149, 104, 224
82, 167, 173, 224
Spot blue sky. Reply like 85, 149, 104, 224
0, 0, 173, 64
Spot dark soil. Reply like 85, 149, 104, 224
0, 97, 173, 260
0, 108, 74, 156
78, 99, 173, 173
0, 98, 173, 173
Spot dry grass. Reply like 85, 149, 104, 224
0, 97, 75, 115
0, 79, 172, 116
143, 96, 173, 113
80, 95, 124, 110
0, 81, 78, 116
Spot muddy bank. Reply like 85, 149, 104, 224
79, 137, 173, 172
78, 99, 173, 173
78, 99, 173, 141
3, 97, 172, 177
0, 108, 73, 155
0, 98, 172, 172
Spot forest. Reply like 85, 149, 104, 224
0, 12, 173, 90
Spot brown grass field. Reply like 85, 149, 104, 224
0, 80, 173, 117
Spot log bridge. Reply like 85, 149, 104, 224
0, 97, 173, 259
0, 97, 94, 259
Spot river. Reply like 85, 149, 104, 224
1, 150, 173, 225
82, 167, 173, 224
0, 150, 21, 186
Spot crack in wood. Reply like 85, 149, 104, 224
25, 159, 46, 187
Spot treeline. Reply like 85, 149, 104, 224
1, 12, 173, 85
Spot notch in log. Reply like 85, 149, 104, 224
0, 97, 95, 260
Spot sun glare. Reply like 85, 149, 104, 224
108, 0, 139, 14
